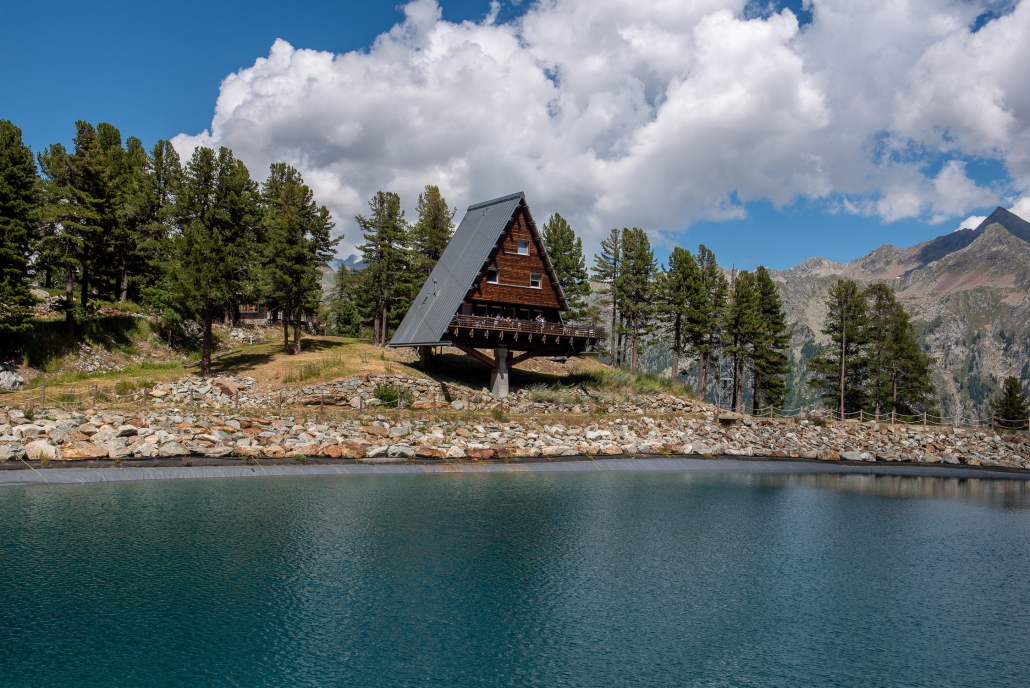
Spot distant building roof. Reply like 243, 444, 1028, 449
390, 192, 565, 347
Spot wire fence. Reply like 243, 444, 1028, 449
735, 403, 1030, 431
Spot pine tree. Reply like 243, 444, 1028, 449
0, 120, 39, 347
693, 245, 728, 400
657, 247, 705, 380
592, 228, 621, 361
989, 376, 1030, 430
751, 266, 790, 414
863, 283, 935, 419
167, 146, 260, 375
809, 279, 868, 419
327, 265, 364, 337
410, 185, 454, 281
259, 163, 339, 354
724, 270, 761, 412
617, 227, 655, 371
542, 213, 593, 322
356, 191, 411, 347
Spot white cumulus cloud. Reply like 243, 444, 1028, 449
172, 0, 1030, 256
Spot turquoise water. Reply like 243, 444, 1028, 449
2, 473, 1030, 686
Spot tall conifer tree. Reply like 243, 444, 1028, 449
260, 163, 338, 354
657, 247, 705, 380
0, 120, 38, 345
863, 283, 934, 418
592, 228, 621, 361
617, 228, 655, 371
725, 270, 761, 412
356, 191, 410, 347
167, 146, 259, 375
751, 266, 790, 414
694, 245, 728, 400
542, 213, 592, 322
809, 279, 868, 419
410, 185, 454, 281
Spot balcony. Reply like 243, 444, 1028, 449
447, 315, 604, 352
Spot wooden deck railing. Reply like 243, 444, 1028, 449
449, 315, 604, 340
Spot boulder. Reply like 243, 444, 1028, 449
841, 451, 864, 461
106, 443, 133, 459
24, 441, 60, 461
366, 445, 390, 458
450, 400, 465, 410
388, 444, 415, 459
13, 424, 43, 439
0, 444, 25, 461
445, 446, 466, 458
158, 442, 187, 457
116, 424, 138, 437
338, 441, 366, 459
817, 449, 841, 461
212, 378, 239, 396
60, 443, 110, 460
416, 446, 447, 459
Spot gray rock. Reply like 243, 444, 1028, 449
12, 424, 44, 439
158, 442, 187, 457
92, 429, 119, 443
116, 424, 138, 437
388, 426, 410, 438
366, 445, 390, 458
388, 444, 415, 458
0, 443, 25, 461
106, 443, 133, 459
841, 451, 864, 461
25, 440, 60, 461
362, 456, 408, 464
450, 400, 465, 410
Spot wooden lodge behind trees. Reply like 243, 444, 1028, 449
389, 192, 604, 397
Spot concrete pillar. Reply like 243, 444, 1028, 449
490, 347, 509, 398
418, 345, 432, 369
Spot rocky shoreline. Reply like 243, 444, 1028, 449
3, 375, 1027, 470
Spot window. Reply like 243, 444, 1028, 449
487, 268, 499, 283
530, 272, 542, 288
240, 304, 258, 313
519, 309, 530, 321
476, 304, 488, 317
517, 239, 530, 255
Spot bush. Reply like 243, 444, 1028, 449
374, 383, 413, 407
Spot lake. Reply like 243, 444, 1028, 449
2, 471, 1029, 686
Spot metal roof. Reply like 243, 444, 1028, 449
390, 192, 527, 347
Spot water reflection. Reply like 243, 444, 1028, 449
737, 472, 1030, 508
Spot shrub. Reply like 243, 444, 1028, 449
374, 383, 412, 407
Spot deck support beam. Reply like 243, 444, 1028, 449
490, 347, 508, 399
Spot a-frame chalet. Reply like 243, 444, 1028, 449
389, 192, 604, 397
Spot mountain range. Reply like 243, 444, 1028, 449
773, 206, 1030, 419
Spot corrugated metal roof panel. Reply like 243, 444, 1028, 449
389, 192, 524, 347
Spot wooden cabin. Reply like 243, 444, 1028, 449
389, 192, 604, 397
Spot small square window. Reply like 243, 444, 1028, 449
476, 304, 488, 316
530, 272, 542, 288
486, 268, 499, 283
517, 240, 530, 255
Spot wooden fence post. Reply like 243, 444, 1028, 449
143, 387, 148, 411
235, 390, 240, 414
923, 411, 927, 427
41, 378, 46, 407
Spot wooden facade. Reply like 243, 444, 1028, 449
461, 205, 564, 322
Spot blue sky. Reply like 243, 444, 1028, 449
4, 0, 1025, 270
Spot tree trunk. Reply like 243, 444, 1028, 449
65, 262, 75, 337
671, 315, 681, 380
839, 324, 846, 421
732, 349, 743, 413
283, 310, 290, 352
698, 352, 708, 401
609, 292, 618, 363
44, 264, 52, 289
119, 268, 128, 302
80, 267, 89, 311
752, 365, 761, 416
292, 311, 302, 355
201, 302, 214, 377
